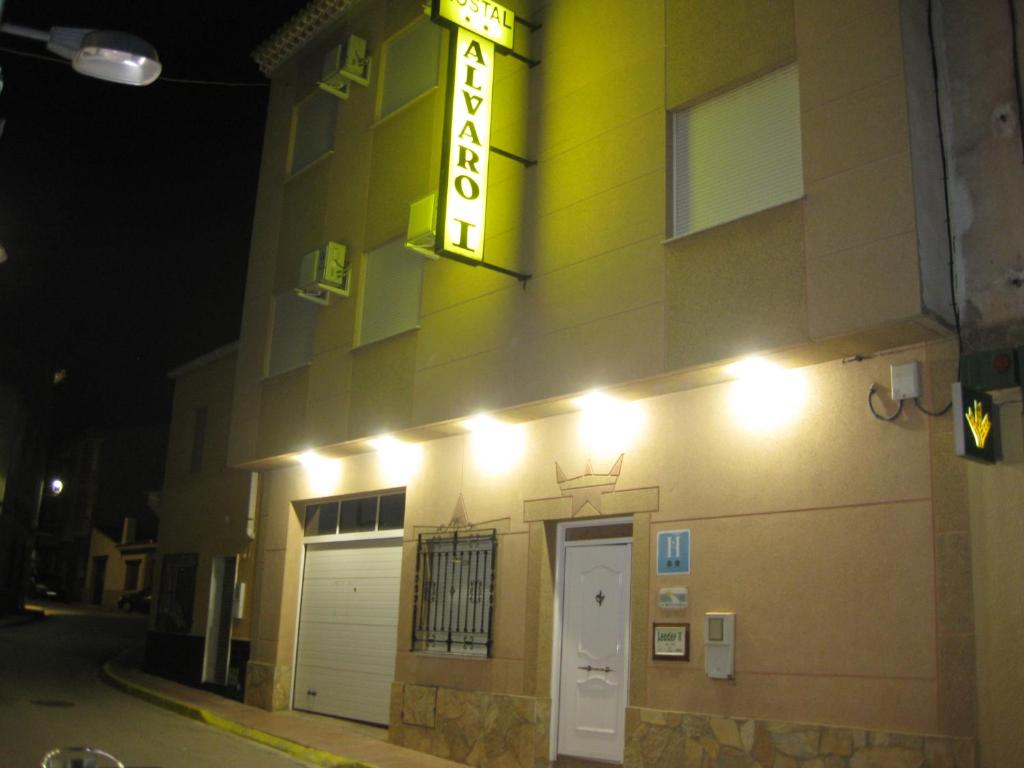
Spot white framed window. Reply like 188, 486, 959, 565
671, 63, 803, 238
358, 238, 424, 345
378, 19, 442, 119
290, 89, 337, 174
302, 491, 406, 539
267, 291, 317, 377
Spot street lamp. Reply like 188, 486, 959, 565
0, 17, 160, 86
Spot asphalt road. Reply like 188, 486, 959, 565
0, 602, 314, 768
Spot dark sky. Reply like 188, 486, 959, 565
0, 1, 309, 436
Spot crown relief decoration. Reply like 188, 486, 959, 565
555, 454, 624, 517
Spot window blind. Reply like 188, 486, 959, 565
673, 63, 803, 238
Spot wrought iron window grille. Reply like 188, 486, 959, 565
412, 529, 496, 657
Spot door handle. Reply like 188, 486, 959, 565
577, 665, 612, 673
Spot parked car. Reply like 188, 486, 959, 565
30, 580, 61, 601
117, 588, 151, 614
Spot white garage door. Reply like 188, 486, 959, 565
294, 538, 402, 724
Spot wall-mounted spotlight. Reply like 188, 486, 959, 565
298, 450, 341, 495
464, 413, 525, 473
575, 390, 645, 455
368, 435, 422, 484
725, 357, 807, 432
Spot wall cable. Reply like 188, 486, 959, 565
927, 0, 964, 360
1009, 0, 1024, 162
868, 384, 904, 421
913, 397, 953, 416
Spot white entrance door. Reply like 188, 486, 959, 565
294, 539, 401, 724
557, 542, 631, 762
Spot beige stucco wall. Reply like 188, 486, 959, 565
229, 0, 946, 470
247, 343, 972, 741
86, 529, 125, 609
157, 348, 255, 640
967, 393, 1024, 768
231, 0, 985, 762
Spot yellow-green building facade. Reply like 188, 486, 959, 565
224, 1, 1022, 766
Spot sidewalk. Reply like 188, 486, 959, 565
0, 606, 45, 629
101, 658, 467, 768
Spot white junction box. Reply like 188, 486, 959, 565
704, 612, 736, 680
890, 361, 921, 401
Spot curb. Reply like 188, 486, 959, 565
0, 608, 46, 629
100, 662, 374, 768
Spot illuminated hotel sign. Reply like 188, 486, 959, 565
431, 0, 513, 265
952, 383, 996, 463
434, 0, 514, 49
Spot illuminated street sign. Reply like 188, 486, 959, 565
952, 382, 997, 463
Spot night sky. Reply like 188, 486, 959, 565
0, 1, 309, 437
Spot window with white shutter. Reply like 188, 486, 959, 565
672, 64, 803, 238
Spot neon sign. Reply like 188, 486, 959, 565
952, 383, 997, 463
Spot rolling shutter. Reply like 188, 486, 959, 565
293, 539, 402, 724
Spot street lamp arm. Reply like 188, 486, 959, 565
0, 22, 51, 43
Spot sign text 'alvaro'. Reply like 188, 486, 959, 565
432, 0, 514, 265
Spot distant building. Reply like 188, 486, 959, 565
0, 344, 51, 613
190, 1, 1021, 766
35, 425, 165, 603
85, 517, 158, 609
146, 343, 255, 699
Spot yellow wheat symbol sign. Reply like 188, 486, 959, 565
965, 400, 992, 449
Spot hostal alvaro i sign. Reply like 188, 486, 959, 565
431, 0, 514, 268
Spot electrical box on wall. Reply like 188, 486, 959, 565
890, 361, 921, 401
704, 612, 735, 680
960, 349, 1018, 391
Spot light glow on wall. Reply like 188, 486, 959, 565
465, 413, 525, 473
726, 357, 808, 432
576, 391, 645, 455
298, 450, 342, 496
369, 435, 423, 485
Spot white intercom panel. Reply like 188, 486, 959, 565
704, 612, 735, 679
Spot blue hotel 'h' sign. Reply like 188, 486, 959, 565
657, 530, 691, 575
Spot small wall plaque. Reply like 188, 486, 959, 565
653, 622, 689, 660
656, 529, 691, 574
